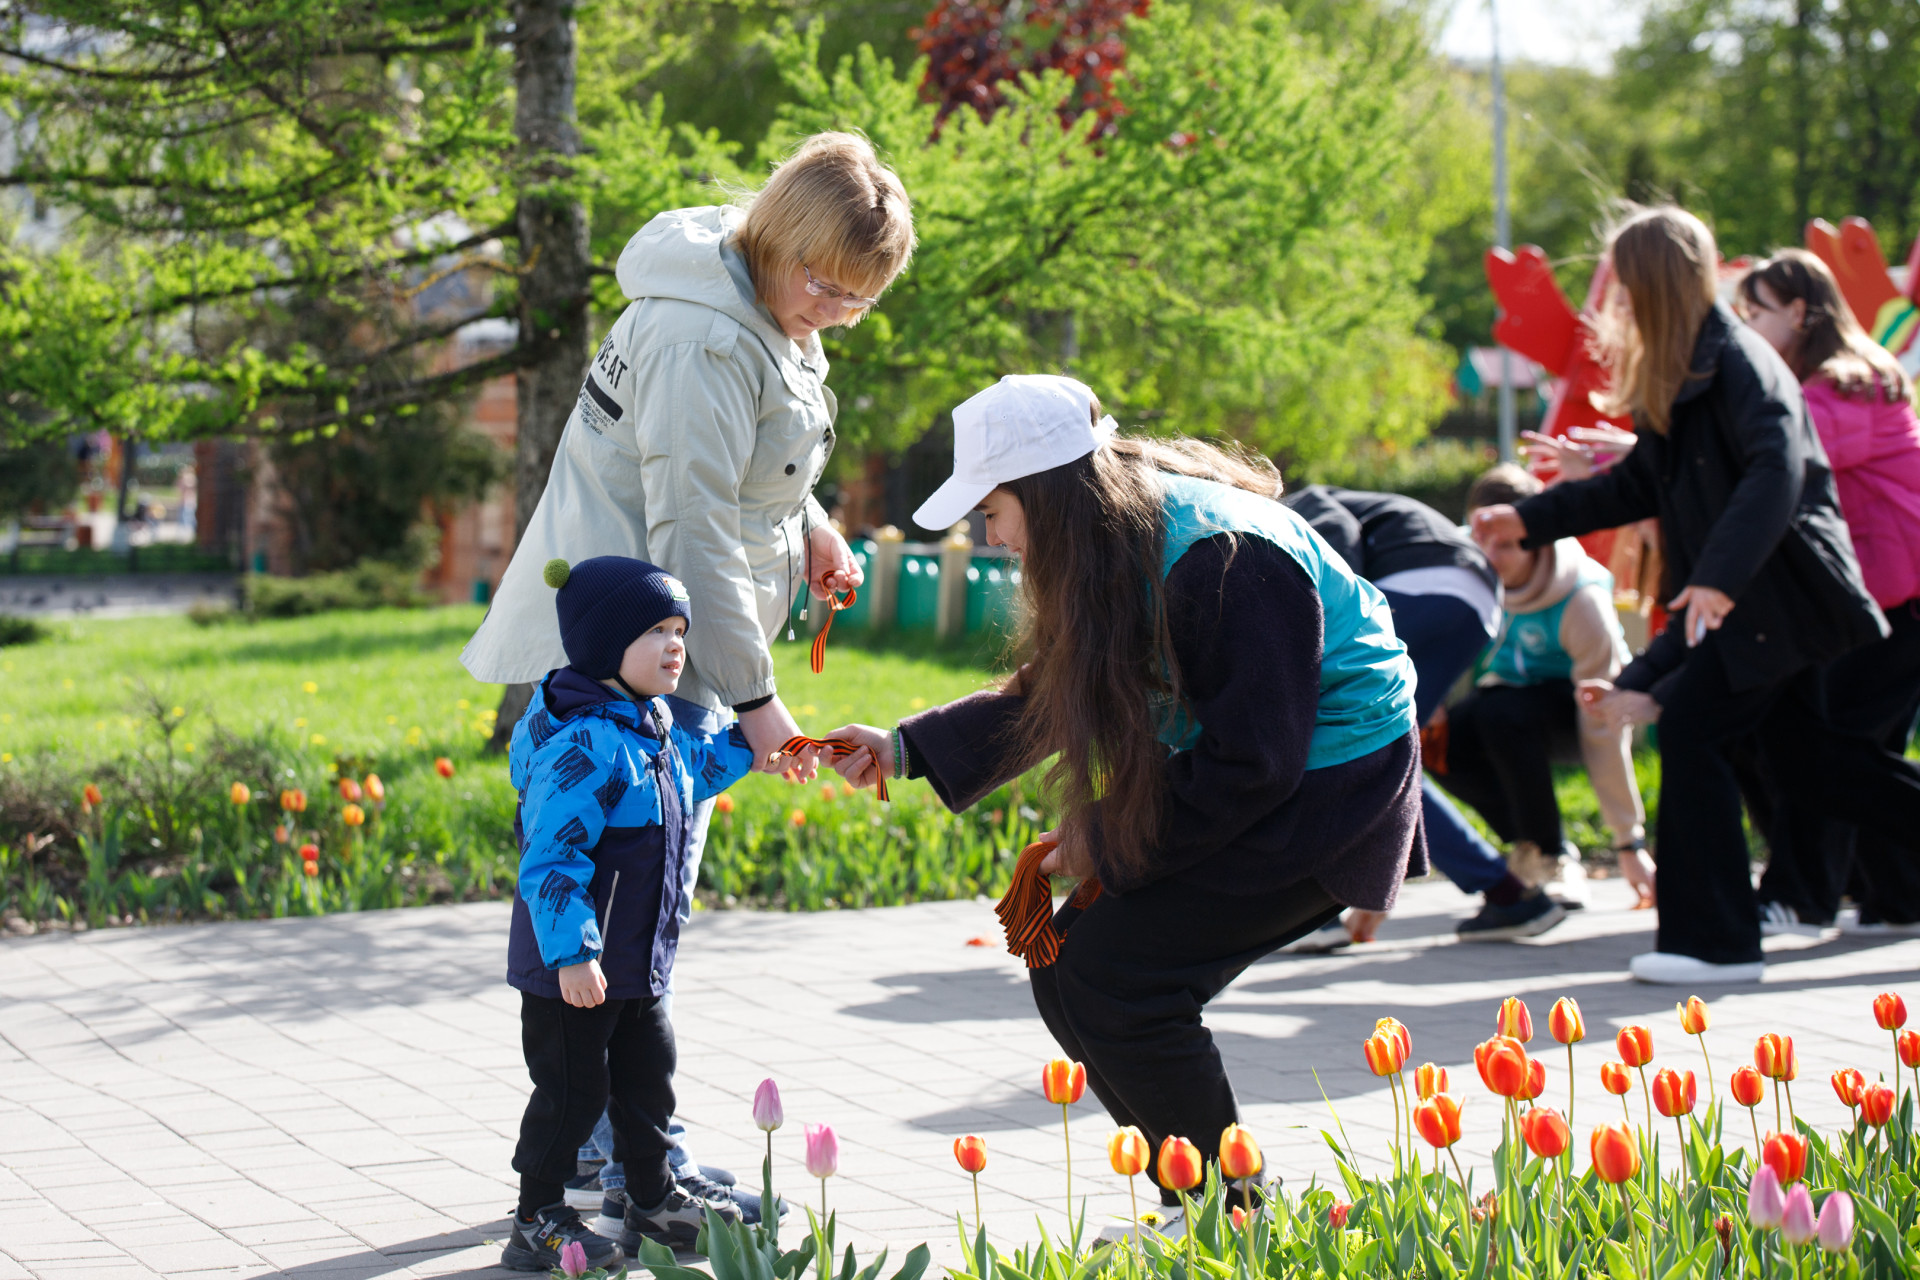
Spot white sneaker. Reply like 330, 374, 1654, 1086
1758, 901, 1826, 938
1629, 951, 1764, 985
1837, 908, 1920, 936
1544, 849, 1591, 910
1095, 1205, 1185, 1245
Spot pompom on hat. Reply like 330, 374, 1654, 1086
544, 556, 691, 678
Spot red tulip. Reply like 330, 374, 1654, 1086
1516, 1055, 1547, 1103
1157, 1136, 1202, 1192
1497, 996, 1534, 1043
1475, 1035, 1522, 1090
1328, 1201, 1352, 1230
82, 783, 102, 811
1652, 1068, 1697, 1118
1763, 1131, 1808, 1184
434, 757, 455, 779
1831, 1068, 1866, 1110
1548, 997, 1586, 1045
1041, 1058, 1086, 1105
1364, 1031, 1407, 1076
1519, 1106, 1570, 1159
1874, 992, 1908, 1032
1678, 996, 1711, 1036
298, 842, 319, 860
716, 794, 736, 814
1375, 1016, 1413, 1063
1414, 1062, 1449, 1101
302, 858, 319, 877
1230, 1205, 1248, 1230
1108, 1127, 1149, 1176
1861, 1083, 1895, 1128
1616, 1025, 1654, 1068
1414, 1094, 1464, 1148
1730, 1065, 1766, 1109
1901, 1030, 1920, 1069
1600, 1062, 1633, 1096
339, 777, 363, 802
280, 788, 308, 813
1590, 1123, 1640, 1183
1218, 1123, 1262, 1180
1484, 1040, 1531, 1098
953, 1134, 987, 1174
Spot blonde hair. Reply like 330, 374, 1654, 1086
1737, 248, 1915, 405
1592, 205, 1720, 433
732, 132, 915, 324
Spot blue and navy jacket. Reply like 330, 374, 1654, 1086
506, 667, 754, 1000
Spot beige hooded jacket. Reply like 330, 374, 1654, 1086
462, 206, 834, 711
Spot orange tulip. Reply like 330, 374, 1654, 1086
1328, 1201, 1352, 1230
1516, 1055, 1547, 1103
1600, 1062, 1633, 1096
1519, 1106, 1570, 1159
1364, 1031, 1407, 1076
1375, 1016, 1413, 1063
1763, 1131, 1808, 1184
1108, 1127, 1149, 1176
1413, 1093, 1464, 1148
716, 794, 736, 815
1730, 1065, 1766, 1108
339, 777, 363, 802
82, 783, 102, 811
1861, 1083, 1895, 1128
1219, 1123, 1262, 1180
1157, 1136, 1203, 1192
1041, 1058, 1086, 1105
1900, 1030, 1920, 1069
302, 858, 320, 877
229, 782, 251, 806
1874, 992, 1908, 1032
1475, 1035, 1522, 1090
1414, 1062, 1450, 1101
1756, 1033, 1797, 1081
280, 788, 308, 813
273, 824, 290, 844
1230, 1205, 1248, 1230
953, 1134, 988, 1174
363, 774, 385, 804
1590, 1123, 1640, 1183
1548, 996, 1586, 1044
1831, 1068, 1866, 1110
1616, 1025, 1654, 1068
821, 783, 838, 802
788, 808, 806, 828
1652, 1068, 1697, 1118
1484, 1039, 1531, 1098
341, 803, 365, 827
1497, 996, 1534, 1043
1678, 996, 1711, 1036
434, 757, 455, 779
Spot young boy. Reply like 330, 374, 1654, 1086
501, 556, 755, 1273
1435, 466, 1652, 899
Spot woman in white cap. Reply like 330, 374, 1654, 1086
827, 374, 1426, 1226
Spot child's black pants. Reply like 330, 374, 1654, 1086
514, 991, 675, 1218
1435, 680, 1579, 850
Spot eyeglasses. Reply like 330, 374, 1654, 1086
802, 264, 880, 312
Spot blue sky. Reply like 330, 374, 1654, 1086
1436, 0, 1647, 71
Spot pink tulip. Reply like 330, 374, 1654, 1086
1781, 1184, 1817, 1246
1748, 1166, 1785, 1230
805, 1123, 839, 1179
1817, 1191, 1855, 1253
558, 1239, 588, 1278
754, 1078, 784, 1132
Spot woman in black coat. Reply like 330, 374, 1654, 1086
1473, 205, 1901, 985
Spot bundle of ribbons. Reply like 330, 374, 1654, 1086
994, 839, 1101, 968
776, 736, 888, 802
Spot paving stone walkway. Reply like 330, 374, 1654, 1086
3, 877, 1916, 1279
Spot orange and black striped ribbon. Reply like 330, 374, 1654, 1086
809, 589, 857, 674
994, 840, 1101, 969
776, 735, 888, 802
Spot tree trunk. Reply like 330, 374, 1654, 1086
494, 0, 592, 753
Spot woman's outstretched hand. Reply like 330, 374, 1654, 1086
808, 522, 865, 599
1037, 829, 1094, 879
1669, 583, 1734, 647
822, 723, 893, 790
1576, 678, 1661, 733
739, 697, 822, 780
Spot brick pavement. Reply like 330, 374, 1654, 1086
3, 878, 1916, 1278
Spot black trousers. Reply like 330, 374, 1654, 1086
1435, 681, 1579, 850
1653, 648, 1920, 964
514, 991, 676, 1217
1756, 599, 1920, 924
1029, 876, 1340, 1205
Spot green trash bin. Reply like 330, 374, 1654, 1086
965, 558, 1019, 633
897, 554, 940, 631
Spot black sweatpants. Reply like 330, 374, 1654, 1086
1652, 648, 1920, 964
1029, 876, 1340, 1205
514, 991, 676, 1218
1435, 680, 1579, 850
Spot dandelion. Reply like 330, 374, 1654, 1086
303, 681, 318, 694
310, 734, 326, 746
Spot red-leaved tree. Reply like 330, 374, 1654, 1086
914, 0, 1151, 137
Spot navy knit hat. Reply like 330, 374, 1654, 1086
543, 556, 691, 679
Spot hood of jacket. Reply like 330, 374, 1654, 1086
613, 205, 819, 373
1504, 537, 1589, 614
540, 666, 664, 739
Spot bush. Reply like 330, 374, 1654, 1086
243, 558, 432, 618
0, 614, 47, 647
1290, 439, 1501, 523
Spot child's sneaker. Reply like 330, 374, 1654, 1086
591, 1186, 628, 1238
678, 1168, 783, 1225
620, 1181, 742, 1252
564, 1162, 605, 1210
501, 1201, 625, 1273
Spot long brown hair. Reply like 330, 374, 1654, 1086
1000, 434, 1281, 883
1737, 248, 1915, 405
1592, 205, 1720, 433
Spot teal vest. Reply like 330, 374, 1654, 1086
1484, 555, 1614, 685
1157, 474, 1417, 770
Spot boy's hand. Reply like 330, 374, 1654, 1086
823, 723, 892, 790
559, 959, 607, 1008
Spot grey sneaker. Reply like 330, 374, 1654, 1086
502, 1202, 625, 1273
1456, 890, 1567, 941
620, 1181, 742, 1252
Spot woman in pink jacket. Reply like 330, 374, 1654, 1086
1738, 248, 1920, 932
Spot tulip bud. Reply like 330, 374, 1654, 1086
1748, 1165, 1785, 1229
1519, 1106, 1570, 1160
1375, 1016, 1412, 1063
1157, 1136, 1203, 1192
302, 858, 320, 878
1219, 1123, 1262, 1181
82, 783, 103, 811
753, 1078, 784, 1132
559, 1239, 589, 1279
1652, 1068, 1697, 1118
1589, 1123, 1640, 1184
339, 777, 363, 802
1230, 1205, 1248, 1230
1364, 1032, 1406, 1076
1484, 1040, 1531, 1099
1600, 1061, 1633, 1096
1816, 1190, 1855, 1253
1475, 1035, 1522, 1090
1831, 1068, 1865, 1110
1874, 992, 1908, 1032
1861, 1083, 1895, 1128
1041, 1058, 1086, 1106
804, 1123, 839, 1179
1413, 1094, 1463, 1149
230, 782, 251, 806
1328, 1201, 1351, 1230
1763, 1131, 1808, 1184
1108, 1127, 1149, 1177
341, 803, 365, 827
1755, 1033, 1796, 1080
1901, 1030, 1920, 1069
1781, 1184, 1817, 1246
1548, 996, 1585, 1045
1729, 1064, 1766, 1109
1496, 996, 1534, 1043
1414, 1062, 1449, 1101
1678, 995, 1710, 1036
364, 774, 385, 804
1616, 1024, 1654, 1068
434, 757, 455, 779
954, 1134, 987, 1174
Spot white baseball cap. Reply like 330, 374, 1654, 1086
912, 374, 1118, 531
